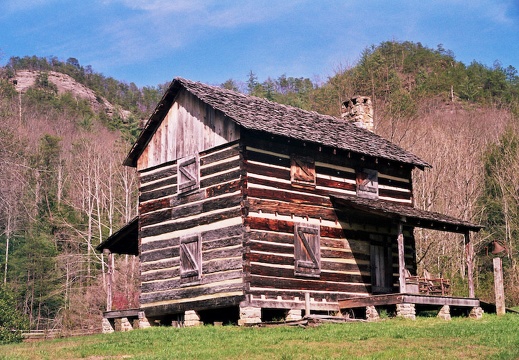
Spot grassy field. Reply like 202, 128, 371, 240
1, 314, 518, 359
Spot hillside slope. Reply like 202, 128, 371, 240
12, 69, 131, 120
0, 43, 518, 337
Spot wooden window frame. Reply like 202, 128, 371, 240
290, 154, 316, 188
294, 223, 321, 278
356, 168, 378, 199
177, 154, 200, 194
180, 234, 202, 286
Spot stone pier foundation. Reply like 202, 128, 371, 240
137, 311, 151, 329
238, 306, 262, 326
102, 318, 115, 333
184, 310, 202, 327
366, 306, 380, 322
396, 303, 416, 320
115, 317, 133, 331
469, 306, 484, 319
285, 309, 303, 321
437, 305, 451, 320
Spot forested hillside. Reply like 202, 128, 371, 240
0, 57, 166, 337
0, 41, 518, 337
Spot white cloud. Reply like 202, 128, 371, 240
486, 2, 517, 25
102, 0, 203, 12
90, 0, 307, 67
102, 0, 305, 28
436, 0, 517, 25
203, 1, 303, 28
1, 0, 58, 14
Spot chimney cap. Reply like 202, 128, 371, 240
344, 95, 371, 106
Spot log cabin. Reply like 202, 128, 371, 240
97, 77, 483, 329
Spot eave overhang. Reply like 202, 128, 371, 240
95, 217, 139, 255
330, 194, 483, 233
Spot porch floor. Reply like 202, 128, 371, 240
103, 308, 141, 319
339, 293, 480, 310
102, 308, 151, 332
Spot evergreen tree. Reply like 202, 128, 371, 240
477, 128, 519, 303
0, 286, 28, 344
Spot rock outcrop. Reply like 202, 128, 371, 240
12, 70, 131, 120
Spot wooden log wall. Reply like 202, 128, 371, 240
241, 131, 416, 311
138, 141, 246, 316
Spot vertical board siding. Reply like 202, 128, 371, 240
137, 90, 240, 171
138, 142, 245, 311
242, 133, 416, 309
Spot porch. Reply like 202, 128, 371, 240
96, 218, 144, 333
340, 293, 480, 308
339, 293, 482, 320
330, 194, 484, 320
101, 309, 151, 333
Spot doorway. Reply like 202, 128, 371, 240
370, 238, 393, 294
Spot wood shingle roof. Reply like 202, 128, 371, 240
125, 77, 431, 169
331, 194, 483, 233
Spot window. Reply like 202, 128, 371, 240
180, 234, 201, 285
294, 223, 321, 278
356, 168, 378, 199
177, 155, 200, 194
290, 155, 316, 188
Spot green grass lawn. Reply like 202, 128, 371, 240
1, 314, 518, 359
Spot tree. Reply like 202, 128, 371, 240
221, 79, 240, 92
10, 230, 62, 329
246, 71, 259, 94
66, 57, 80, 70
0, 286, 28, 344
478, 127, 519, 303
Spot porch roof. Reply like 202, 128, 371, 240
95, 217, 139, 255
330, 194, 483, 233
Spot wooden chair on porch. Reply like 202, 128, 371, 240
420, 270, 451, 296
404, 269, 420, 294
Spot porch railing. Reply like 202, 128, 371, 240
405, 270, 451, 296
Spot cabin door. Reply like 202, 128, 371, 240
370, 242, 393, 294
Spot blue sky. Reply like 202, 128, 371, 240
1, 0, 518, 88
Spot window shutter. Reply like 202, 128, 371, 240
356, 168, 378, 199
291, 155, 316, 187
180, 234, 201, 284
294, 223, 321, 277
178, 155, 199, 194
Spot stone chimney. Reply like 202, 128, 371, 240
342, 96, 373, 132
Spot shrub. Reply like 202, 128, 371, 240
0, 286, 29, 344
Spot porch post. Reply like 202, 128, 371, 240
397, 221, 406, 293
493, 257, 505, 315
104, 249, 113, 311
464, 232, 475, 298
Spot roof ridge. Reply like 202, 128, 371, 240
125, 77, 431, 169
175, 77, 430, 168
